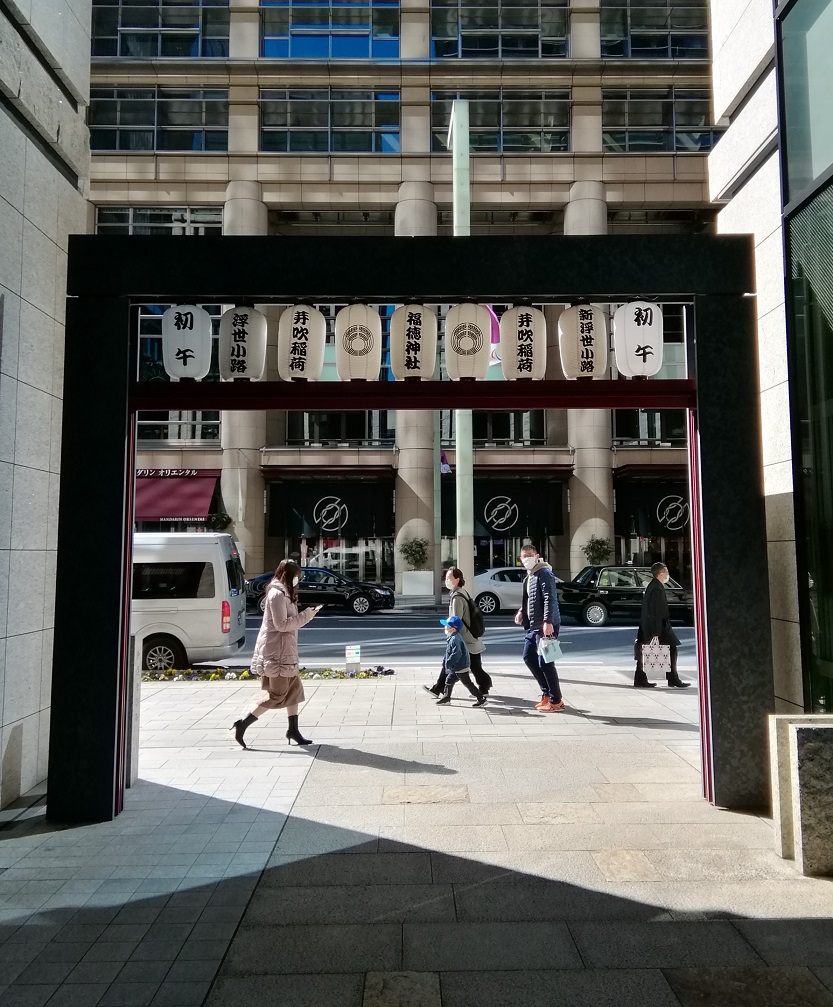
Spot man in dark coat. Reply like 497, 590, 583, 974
634, 562, 689, 688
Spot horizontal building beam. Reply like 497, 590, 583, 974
129, 378, 697, 411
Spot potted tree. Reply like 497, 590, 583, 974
399, 537, 433, 596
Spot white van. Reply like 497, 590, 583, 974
132, 532, 247, 671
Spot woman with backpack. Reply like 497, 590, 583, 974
423, 566, 492, 698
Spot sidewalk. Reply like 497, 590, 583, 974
0, 660, 832, 1006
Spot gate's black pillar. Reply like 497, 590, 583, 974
47, 297, 132, 822
694, 292, 774, 808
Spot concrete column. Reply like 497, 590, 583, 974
222, 181, 268, 574
570, 0, 601, 59
571, 86, 603, 154
395, 184, 438, 592
400, 0, 431, 59
565, 180, 614, 577
228, 86, 260, 155
229, 0, 260, 59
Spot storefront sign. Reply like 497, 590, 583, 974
613, 301, 664, 377
558, 304, 608, 379
161, 304, 212, 379
269, 481, 394, 537
444, 304, 492, 380
389, 304, 438, 380
499, 306, 547, 380
335, 304, 383, 381
219, 307, 267, 381
614, 481, 690, 537
278, 305, 326, 381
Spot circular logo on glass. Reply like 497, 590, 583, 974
313, 496, 349, 533
484, 495, 519, 532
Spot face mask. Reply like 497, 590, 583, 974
521, 556, 537, 570
445, 578, 456, 589
292, 576, 300, 587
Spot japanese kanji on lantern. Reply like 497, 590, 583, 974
389, 304, 438, 380
499, 306, 547, 380
335, 304, 383, 381
558, 304, 609, 379
161, 305, 212, 379
219, 306, 267, 381
613, 301, 664, 377
444, 303, 492, 380
278, 305, 326, 381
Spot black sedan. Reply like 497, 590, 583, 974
246, 566, 395, 616
557, 565, 694, 627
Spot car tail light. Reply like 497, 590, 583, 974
222, 600, 231, 633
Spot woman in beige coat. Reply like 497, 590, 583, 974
232, 559, 321, 749
423, 566, 492, 697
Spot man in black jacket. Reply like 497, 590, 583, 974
514, 544, 565, 711
634, 562, 689, 688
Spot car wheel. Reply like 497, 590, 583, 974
143, 636, 187, 672
259, 595, 267, 613
350, 593, 372, 616
477, 592, 499, 615
582, 602, 609, 627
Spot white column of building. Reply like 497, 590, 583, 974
564, 181, 614, 577
221, 170, 269, 574
229, 0, 260, 59
393, 17, 437, 590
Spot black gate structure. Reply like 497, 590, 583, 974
49, 234, 772, 822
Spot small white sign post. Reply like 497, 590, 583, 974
345, 644, 361, 674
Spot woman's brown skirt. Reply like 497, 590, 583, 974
258, 673, 305, 710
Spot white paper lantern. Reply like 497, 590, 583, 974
335, 304, 383, 381
219, 307, 267, 381
278, 305, 326, 381
389, 305, 438, 380
161, 305, 212, 379
499, 306, 547, 380
613, 301, 664, 378
444, 304, 492, 380
558, 304, 608, 380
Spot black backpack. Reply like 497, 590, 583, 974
462, 592, 485, 639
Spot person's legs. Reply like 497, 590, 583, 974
666, 645, 689, 687
425, 661, 447, 696
437, 671, 457, 704
540, 660, 562, 704
522, 631, 548, 693
470, 652, 492, 694
457, 671, 482, 698
633, 645, 656, 688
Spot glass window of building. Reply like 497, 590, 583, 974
600, 0, 708, 59
135, 304, 222, 442
261, 1, 399, 58
89, 88, 229, 151
260, 89, 400, 152
788, 181, 833, 713
92, 0, 230, 58
781, 0, 833, 202
602, 88, 720, 153
431, 0, 568, 59
431, 89, 569, 153
96, 206, 223, 234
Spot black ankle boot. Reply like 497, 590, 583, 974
666, 672, 690, 688
232, 712, 257, 750
286, 714, 312, 746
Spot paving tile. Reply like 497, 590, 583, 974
403, 922, 583, 971
452, 881, 664, 923
204, 974, 364, 1007
263, 853, 432, 887
570, 921, 764, 968
245, 885, 455, 925
516, 803, 602, 824
148, 981, 211, 1005
378, 825, 508, 853
98, 982, 161, 1006
591, 850, 663, 882
440, 968, 682, 1006
382, 787, 468, 805
114, 962, 172, 984
364, 971, 441, 1007
662, 966, 833, 1006
223, 924, 402, 974
0, 985, 60, 1006
501, 823, 661, 851
44, 983, 110, 1006
429, 850, 605, 886
734, 920, 833, 966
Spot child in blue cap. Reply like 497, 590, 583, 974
437, 614, 487, 707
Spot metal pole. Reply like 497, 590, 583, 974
450, 100, 475, 586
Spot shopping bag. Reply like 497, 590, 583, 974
641, 636, 671, 673
537, 636, 562, 663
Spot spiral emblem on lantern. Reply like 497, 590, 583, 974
343, 325, 374, 357
450, 323, 484, 356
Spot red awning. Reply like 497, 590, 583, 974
134, 473, 219, 522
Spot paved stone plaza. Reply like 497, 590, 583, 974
1, 661, 833, 1006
